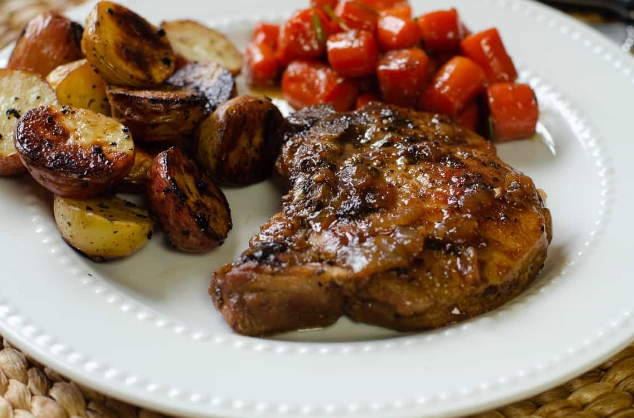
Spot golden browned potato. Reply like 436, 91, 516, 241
167, 62, 237, 112
147, 146, 231, 253
0, 69, 58, 176
106, 86, 207, 144
196, 95, 285, 185
46, 59, 111, 116
81, 1, 175, 87
8, 11, 84, 77
118, 146, 156, 192
54, 194, 153, 262
160, 20, 242, 75
14, 105, 135, 197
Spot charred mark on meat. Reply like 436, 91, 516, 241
241, 242, 288, 265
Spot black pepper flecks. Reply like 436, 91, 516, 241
5, 108, 20, 119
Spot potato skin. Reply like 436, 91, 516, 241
81, 1, 175, 87
15, 105, 135, 197
0, 69, 58, 176
147, 147, 231, 252
54, 194, 153, 262
166, 62, 236, 113
106, 86, 207, 144
8, 12, 84, 77
196, 95, 285, 185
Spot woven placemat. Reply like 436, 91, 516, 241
2, 1, 633, 417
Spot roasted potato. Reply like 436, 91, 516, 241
160, 20, 242, 75
0, 69, 58, 176
8, 11, 84, 77
119, 146, 155, 192
81, 1, 175, 87
147, 146, 231, 252
46, 59, 111, 116
54, 194, 153, 262
167, 62, 237, 113
196, 95, 285, 185
15, 105, 135, 197
106, 86, 207, 144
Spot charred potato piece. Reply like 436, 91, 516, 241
166, 62, 237, 113
160, 20, 242, 75
196, 95, 285, 185
119, 146, 155, 193
47, 59, 110, 116
15, 105, 135, 197
54, 194, 153, 262
8, 11, 84, 77
107, 86, 207, 144
0, 69, 58, 176
147, 146, 231, 252
81, 1, 175, 87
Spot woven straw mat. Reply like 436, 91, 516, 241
2, 1, 634, 417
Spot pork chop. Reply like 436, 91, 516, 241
210, 103, 552, 336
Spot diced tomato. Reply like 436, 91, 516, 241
327, 30, 379, 77
356, 91, 380, 108
281, 60, 359, 111
276, 8, 331, 66
419, 56, 486, 117
310, 0, 338, 9
355, 0, 409, 11
416, 8, 464, 52
377, 48, 428, 108
251, 23, 280, 49
376, 15, 420, 51
380, 4, 412, 19
455, 101, 479, 132
334, 1, 379, 32
244, 42, 280, 87
486, 82, 538, 141
460, 28, 518, 83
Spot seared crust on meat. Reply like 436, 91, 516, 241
211, 103, 552, 336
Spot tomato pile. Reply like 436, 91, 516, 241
243, 0, 539, 142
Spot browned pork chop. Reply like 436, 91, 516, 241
210, 103, 552, 336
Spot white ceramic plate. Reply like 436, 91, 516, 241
1, 0, 633, 417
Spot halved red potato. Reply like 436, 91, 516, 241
14, 105, 135, 197
54, 194, 154, 262
106, 86, 207, 144
196, 95, 285, 185
46, 59, 111, 116
8, 11, 84, 77
0, 69, 58, 176
81, 1, 175, 87
160, 20, 242, 75
166, 62, 237, 113
147, 146, 232, 252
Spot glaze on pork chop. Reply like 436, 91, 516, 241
210, 103, 552, 336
